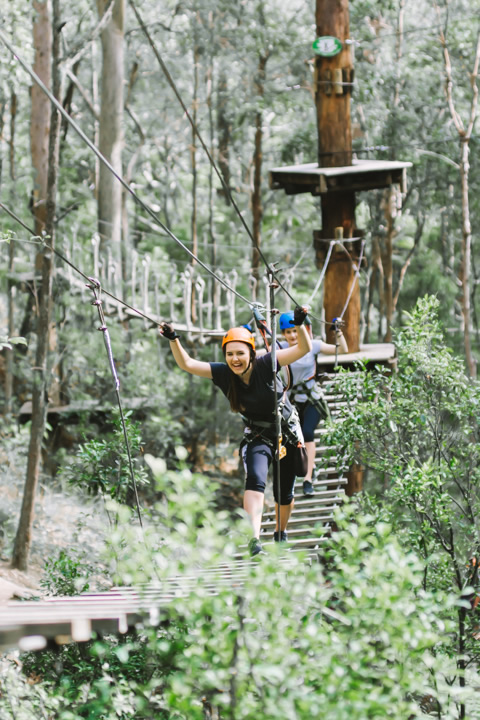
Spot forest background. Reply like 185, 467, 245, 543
1, 0, 480, 718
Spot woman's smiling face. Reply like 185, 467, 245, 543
224, 341, 251, 375
282, 327, 298, 347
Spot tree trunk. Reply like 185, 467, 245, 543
3, 89, 15, 416
382, 187, 396, 342
190, 36, 200, 322
12, 0, 62, 571
314, 0, 358, 347
435, 9, 480, 377
30, 0, 52, 239
459, 138, 475, 377
206, 15, 217, 270
315, 0, 353, 167
217, 69, 231, 202
251, 53, 269, 288
97, 0, 125, 281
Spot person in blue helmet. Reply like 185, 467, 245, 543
159, 307, 312, 556
279, 311, 348, 496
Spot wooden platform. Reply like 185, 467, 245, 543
316, 342, 396, 368
269, 159, 412, 196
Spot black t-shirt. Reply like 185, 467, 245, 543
210, 352, 292, 423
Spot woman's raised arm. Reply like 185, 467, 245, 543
159, 323, 213, 379
317, 329, 348, 355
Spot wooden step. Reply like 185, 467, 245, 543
295, 476, 348, 488
295, 487, 345, 500
311, 465, 346, 475
261, 523, 333, 540
261, 535, 331, 550
263, 493, 345, 520
261, 512, 334, 529
263, 501, 342, 521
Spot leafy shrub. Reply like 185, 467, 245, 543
323, 295, 480, 711
40, 549, 94, 597
1, 456, 465, 719
58, 411, 149, 515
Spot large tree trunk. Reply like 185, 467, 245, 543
315, 0, 352, 167
435, 5, 480, 378
314, 0, 359, 349
382, 187, 396, 342
459, 138, 475, 377
97, 0, 125, 281
3, 88, 15, 416
30, 0, 52, 238
12, 0, 62, 571
251, 53, 269, 289
217, 69, 231, 203
190, 35, 200, 322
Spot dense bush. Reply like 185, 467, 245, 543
0, 457, 465, 719
323, 295, 480, 713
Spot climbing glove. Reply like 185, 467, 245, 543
160, 322, 179, 340
332, 317, 344, 334
292, 306, 309, 326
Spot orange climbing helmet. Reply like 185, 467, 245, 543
221, 327, 256, 352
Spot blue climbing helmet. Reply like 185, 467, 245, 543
279, 311, 295, 330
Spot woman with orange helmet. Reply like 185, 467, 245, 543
160, 307, 312, 556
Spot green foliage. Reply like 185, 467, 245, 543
1, 458, 467, 719
324, 295, 480, 695
40, 549, 94, 597
58, 412, 149, 510
0, 334, 26, 351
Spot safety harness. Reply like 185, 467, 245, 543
290, 376, 331, 421
240, 398, 304, 450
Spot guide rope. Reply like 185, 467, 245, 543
87, 278, 144, 526
268, 272, 283, 540
306, 240, 335, 307
338, 239, 366, 321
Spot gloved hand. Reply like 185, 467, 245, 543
292, 306, 308, 326
332, 317, 344, 334
160, 322, 179, 340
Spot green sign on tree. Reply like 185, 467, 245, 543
312, 36, 342, 57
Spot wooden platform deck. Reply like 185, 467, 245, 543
269, 158, 412, 196
317, 342, 396, 368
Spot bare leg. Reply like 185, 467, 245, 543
304, 441, 316, 481
243, 490, 264, 538
274, 500, 294, 532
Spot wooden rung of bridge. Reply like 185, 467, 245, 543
257, 376, 351, 556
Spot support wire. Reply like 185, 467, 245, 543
268, 272, 283, 542
87, 278, 144, 527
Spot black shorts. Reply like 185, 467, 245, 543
240, 437, 297, 504
296, 401, 322, 442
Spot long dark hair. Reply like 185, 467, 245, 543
224, 346, 256, 413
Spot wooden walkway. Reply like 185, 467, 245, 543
0, 371, 355, 653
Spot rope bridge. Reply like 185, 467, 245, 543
0, 371, 358, 653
